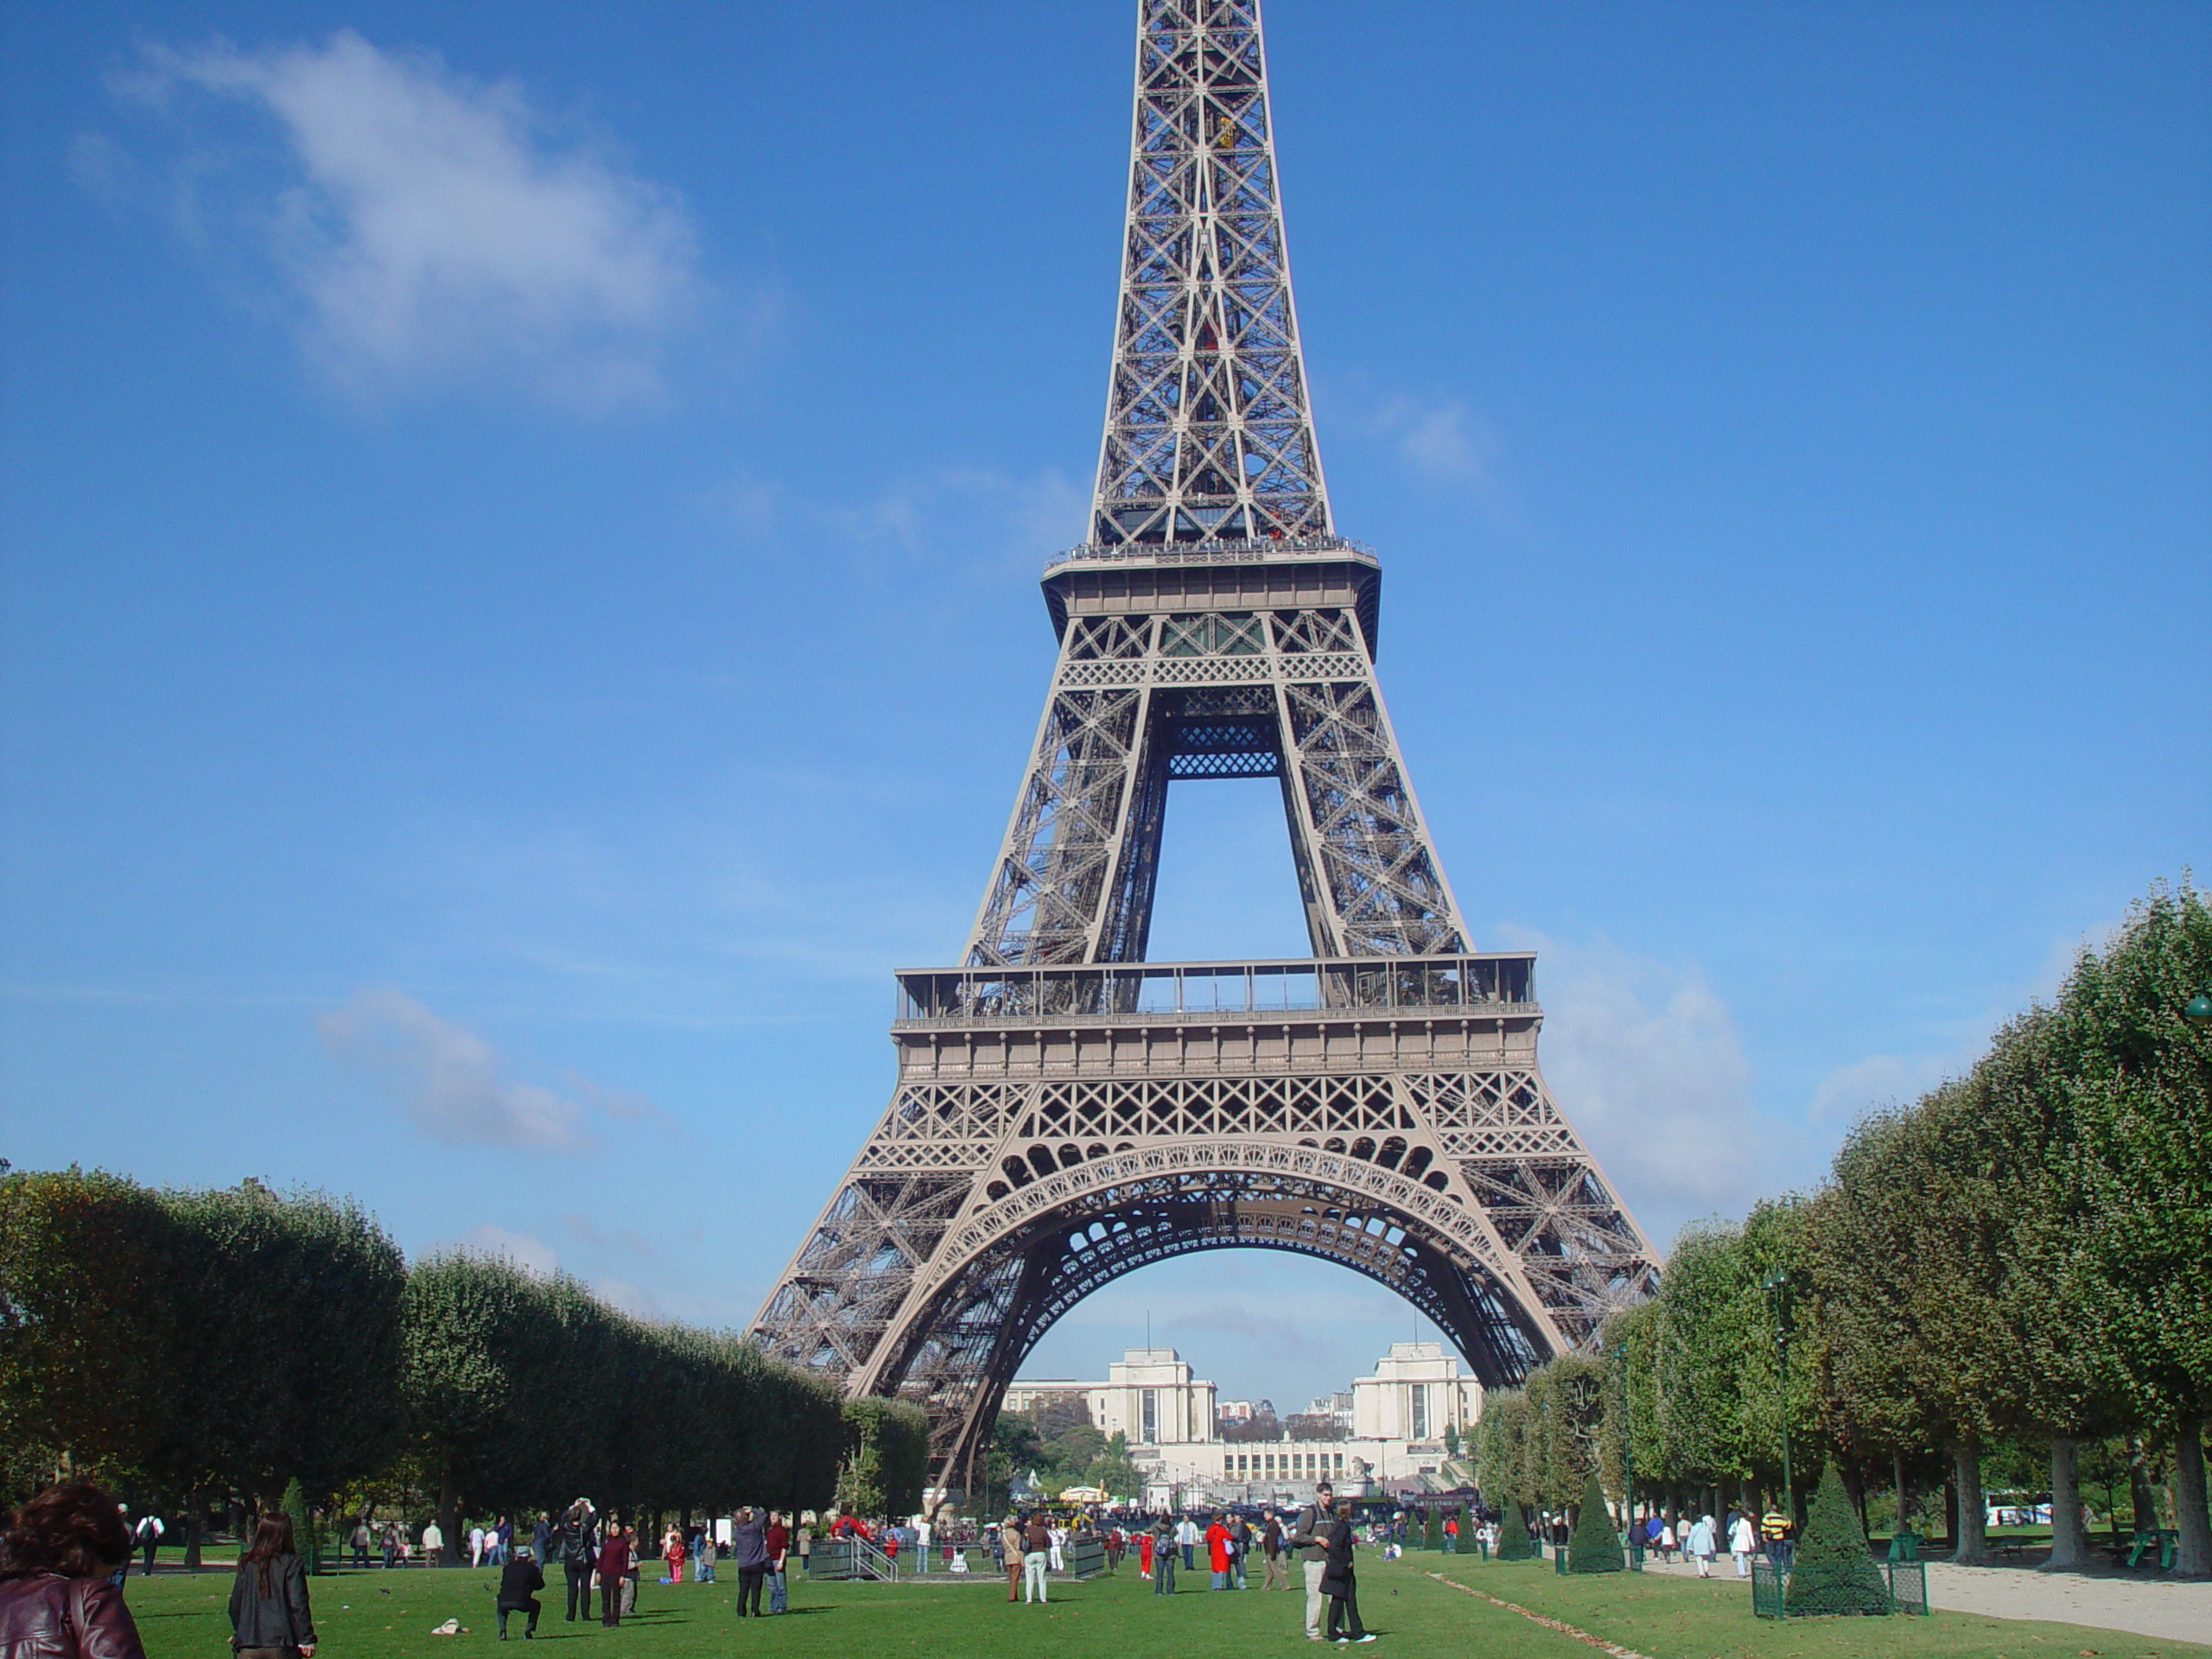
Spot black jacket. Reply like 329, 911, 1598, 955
1319, 1517, 1357, 1599
228, 1554, 315, 1652
496, 1560, 544, 1611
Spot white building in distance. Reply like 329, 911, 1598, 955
1005, 1341, 1481, 1503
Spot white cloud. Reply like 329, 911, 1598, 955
593, 1277, 662, 1319
1807, 1052, 1948, 1124
316, 986, 626, 1151
122, 31, 699, 405
1378, 394, 1497, 486
458, 1224, 558, 1276
1495, 926, 1765, 1243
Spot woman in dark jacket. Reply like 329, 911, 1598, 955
1319, 1501, 1372, 1643
227, 1513, 315, 1659
0, 1481, 147, 1659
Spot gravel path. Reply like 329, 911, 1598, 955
1634, 1553, 2211, 1644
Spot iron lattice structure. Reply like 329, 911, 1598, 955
1092, 0, 1326, 546
752, 0, 1658, 1500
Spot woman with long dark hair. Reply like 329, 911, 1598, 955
0, 1480, 148, 1659
227, 1512, 316, 1659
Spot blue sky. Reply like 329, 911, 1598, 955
3, 0, 2206, 1414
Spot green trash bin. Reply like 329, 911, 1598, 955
1885, 1529, 1920, 1563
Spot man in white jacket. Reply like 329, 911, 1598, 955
1729, 1510, 1757, 1578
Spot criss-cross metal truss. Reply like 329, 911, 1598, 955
750, 0, 1659, 1503
1092, 0, 1328, 547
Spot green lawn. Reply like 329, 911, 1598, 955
118, 1551, 2212, 1659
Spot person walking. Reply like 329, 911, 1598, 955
420, 1518, 444, 1567
731, 1507, 768, 1618
765, 1512, 788, 1613
1021, 1512, 1051, 1605
1319, 1500, 1373, 1644
1687, 1514, 1716, 1579
379, 1522, 399, 1572
620, 1527, 641, 1618
0, 1480, 149, 1659
468, 1522, 486, 1569
495, 1546, 543, 1641
1205, 1513, 1231, 1589
1176, 1512, 1198, 1572
1262, 1511, 1288, 1591
230, 1511, 318, 1659
1290, 1479, 1335, 1641
132, 1512, 164, 1578
1137, 1522, 1154, 1582
1228, 1511, 1249, 1589
346, 1516, 371, 1571
1150, 1515, 1176, 1595
1728, 1510, 1756, 1579
530, 1514, 550, 1574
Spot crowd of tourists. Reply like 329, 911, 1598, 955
0, 1475, 1405, 1656
983, 1478, 1376, 1642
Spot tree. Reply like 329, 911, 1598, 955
2059, 880, 2212, 1578
1223, 1409, 1285, 1443
1085, 1431, 1141, 1501
841, 1397, 928, 1518
1783, 1464, 1890, 1616
1567, 1471, 1623, 1573
0, 1169, 177, 1490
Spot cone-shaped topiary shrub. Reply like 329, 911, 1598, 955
1421, 1505, 1440, 1550
1495, 1510, 1535, 1560
1568, 1473, 1624, 1573
1783, 1465, 1892, 1616
281, 1478, 317, 1573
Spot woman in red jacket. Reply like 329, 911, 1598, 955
1205, 1514, 1232, 1589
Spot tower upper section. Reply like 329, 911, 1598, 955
1090, 0, 1331, 549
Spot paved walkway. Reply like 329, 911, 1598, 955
1636, 1553, 2211, 1645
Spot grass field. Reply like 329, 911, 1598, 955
120, 1551, 2212, 1659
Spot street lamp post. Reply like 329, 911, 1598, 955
1614, 1337, 1634, 1554
1762, 1266, 1794, 1528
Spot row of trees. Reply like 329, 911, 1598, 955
985, 1392, 1142, 1506
1475, 880, 2210, 1577
0, 1170, 928, 1551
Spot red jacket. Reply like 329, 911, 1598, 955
1206, 1522, 1231, 1573
0, 1576, 146, 1659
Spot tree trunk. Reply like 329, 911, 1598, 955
1951, 1441, 1992, 1566
184, 1492, 204, 1572
2045, 1437, 2088, 1571
2173, 1419, 2209, 1580
438, 1472, 461, 1568
2129, 1436, 2161, 1531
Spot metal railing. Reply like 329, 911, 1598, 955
897, 952, 1535, 1026
1047, 532, 1376, 569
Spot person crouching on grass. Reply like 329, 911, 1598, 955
496, 1544, 543, 1640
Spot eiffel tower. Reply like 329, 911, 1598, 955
751, 0, 1658, 1499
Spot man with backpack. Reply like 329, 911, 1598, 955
1288, 1480, 1334, 1641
